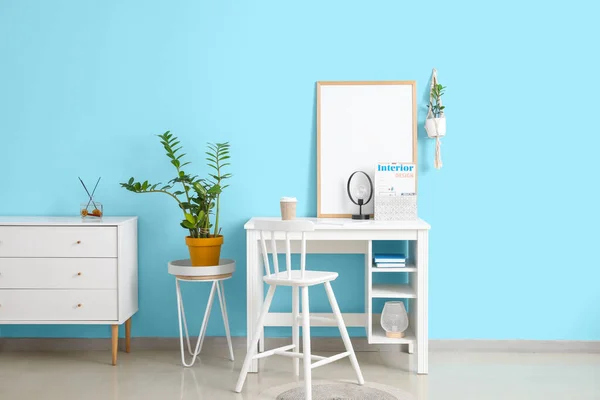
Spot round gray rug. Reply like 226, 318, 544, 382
259, 380, 415, 400
276, 383, 397, 400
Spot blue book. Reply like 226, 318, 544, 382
374, 262, 406, 268
373, 253, 406, 263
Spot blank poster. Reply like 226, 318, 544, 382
317, 82, 416, 217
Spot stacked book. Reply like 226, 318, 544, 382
373, 253, 407, 268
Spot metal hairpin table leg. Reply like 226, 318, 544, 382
176, 279, 217, 367
169, 259, 237, 367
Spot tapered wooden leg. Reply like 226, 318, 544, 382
125, 318, 132, 353
111, 324, 118, 366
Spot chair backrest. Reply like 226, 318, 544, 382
253, 220, 315, 280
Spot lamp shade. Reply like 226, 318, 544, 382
380, 301, 408, 338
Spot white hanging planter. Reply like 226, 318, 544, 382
424, 68, 446, 169
425, 117, 446, 138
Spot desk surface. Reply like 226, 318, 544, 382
244, 217, 430, 230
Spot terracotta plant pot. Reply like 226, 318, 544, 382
185, 235, 224, 266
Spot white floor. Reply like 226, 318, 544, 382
0, 347, 598, 399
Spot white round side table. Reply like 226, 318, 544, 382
168, 258, 236, 367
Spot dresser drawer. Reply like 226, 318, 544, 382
0, 290, 117, 321
0, 258, 117, 289
0, 226, 117, 258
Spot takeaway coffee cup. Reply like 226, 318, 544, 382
280, 197, 297, 220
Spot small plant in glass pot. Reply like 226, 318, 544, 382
425, 83, 447, 138
121, 131, 231, 266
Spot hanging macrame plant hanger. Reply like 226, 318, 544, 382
425, 68, 446, 169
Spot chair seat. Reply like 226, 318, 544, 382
263, 270, 338, 286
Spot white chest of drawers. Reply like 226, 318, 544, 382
0, 216, 138, 365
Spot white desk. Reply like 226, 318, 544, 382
244, 217, 430, 374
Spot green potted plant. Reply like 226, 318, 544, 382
425, 82, 446, 138
121, 131, 231, 266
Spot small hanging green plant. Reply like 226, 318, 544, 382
429, 83, 446, 118
120, 131, 231, 238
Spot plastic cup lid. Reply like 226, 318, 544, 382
280, 197, 297, 202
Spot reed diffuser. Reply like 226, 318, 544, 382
79, 177, 103, 219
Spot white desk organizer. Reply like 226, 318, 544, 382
374, 195, 418, 221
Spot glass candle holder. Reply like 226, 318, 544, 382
80, 201, 103, 219
381, 301, 408, 338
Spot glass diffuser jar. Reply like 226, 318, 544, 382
381, 301, 409, 338
81, 201, 103, 219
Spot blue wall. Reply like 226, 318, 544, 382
1, 0, 599, 340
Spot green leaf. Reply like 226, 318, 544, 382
128, 177, 134, 185
181, 220, 195, 229
207, 185, 222, 195
185, 213, 196, 224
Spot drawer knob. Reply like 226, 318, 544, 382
76, 240, 81, 244
77, 272, 82, 276
77, 304, 82, 308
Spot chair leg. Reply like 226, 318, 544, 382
324, 281, 364, 385
292, 286, 300, 377
302, 286, 312, 400
235, 285, 277, 393
217, 280, 234, 361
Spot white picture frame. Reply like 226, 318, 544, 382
317, 81, 417, 218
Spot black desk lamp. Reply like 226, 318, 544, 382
347, 171, 373, 220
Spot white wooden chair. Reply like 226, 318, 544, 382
235, 220, 364, 399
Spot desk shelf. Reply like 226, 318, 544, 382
367, 240, 420, 348
372, 284, 415, 298
371, 265, 417, 273
370, 324, 415, 344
